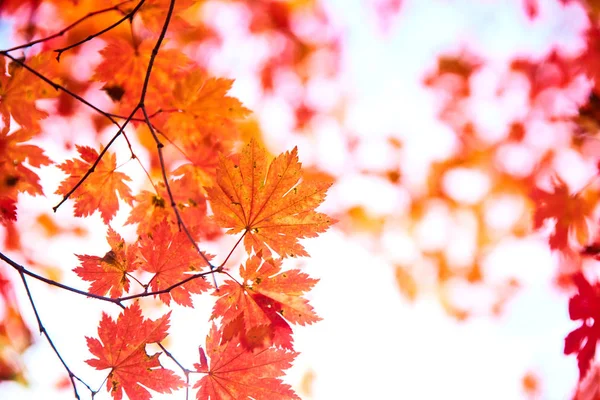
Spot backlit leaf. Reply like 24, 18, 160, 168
206, 139, 334, 258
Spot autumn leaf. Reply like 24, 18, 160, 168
86, 303, 185, 400
74, 227, 137, 298
126, 181, 220, 241
206, 139, 334, 258
56, 146, 133, 223
564, 272, 600, 381
162, 70, 250, 144
194, 323, 300, 400
212, 254, 320, 350
0, 197, 17, 225
137, 221, 212, 306
0, 53, 58, 133
93, 37, 191, 115
530, 176, 598, 251
0, 128, 51, 200
171, 135, 226, 191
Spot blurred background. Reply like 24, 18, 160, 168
2, 0, 600, 398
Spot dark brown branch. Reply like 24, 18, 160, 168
133, 0, 215, 273
0, 251, 125, 307
54, 0, 147, 61
106, 107, 178, 121
1, 0, 135, 53
0, 251, 219, 304
118, 268, 220, 302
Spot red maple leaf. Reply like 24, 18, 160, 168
56, 146, 134, 223
74, 227, 138, 297
530, 176, 598, 251
194, 323, 299, 400
137, 221, 212, 306
212, 254, 320, 350
564, 272, 600, 381
86, 303, 185, 400
0, 197, 17, 225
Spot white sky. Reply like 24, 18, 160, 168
0, 0, 590, 399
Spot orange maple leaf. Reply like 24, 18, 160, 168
0, 128, 51, 198
211, 254, 320, 350
0, 53, 58, 133
194, 323, 299, 400
137, 221, 212, 306
126, 181, 220, 241
56, 146, 133, 223
171, 135, 226, 191
531, 176, 598, 251
86, 303, 185, 400
206, 139, 334, 258
93, 37, 191, 115
162, 70, 250, 143
74, 227, 137, 298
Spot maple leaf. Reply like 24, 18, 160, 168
194, 323, 300, 400
171, 135, 226, 191
206, 139, 334, 258
162, 70, 250, 143
564, 272, 600, 381
74, 227, 137, 298
530, 176, 598, 252
0, 128, 51, 199
0, 53, 59, 133
212, 254, 320, 350
126, 181, 220, 241
56, 146, 133, 223
86, 303, 185, 400
93, 37, 191, 115
137, 221, 212, 306
0, 197, 17, 225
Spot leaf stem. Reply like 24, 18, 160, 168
218, 231, 247, 269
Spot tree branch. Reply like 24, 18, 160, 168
1, 0, 136, 53
54, 0, 147, 61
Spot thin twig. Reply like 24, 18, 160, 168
0, 0, 135, 53
17, 270, 94, 399
0, 251, 125, 307
132, 0, 216, 277
54, 0, 147, 61
118, 269, 219, 302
